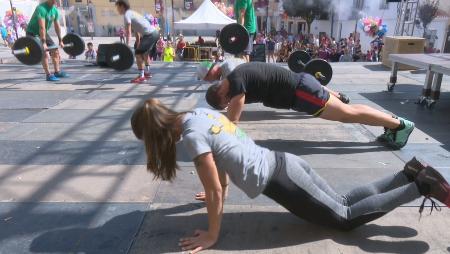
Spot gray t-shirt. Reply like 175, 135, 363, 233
181, 108, 271, 198
124, 10, 155, 35
219, 57, 246, 80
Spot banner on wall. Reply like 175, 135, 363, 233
185, 0, 194, 10
155, 0, 162, 14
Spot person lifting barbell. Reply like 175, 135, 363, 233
24, 0, 70, 81
115, 0, 159, 84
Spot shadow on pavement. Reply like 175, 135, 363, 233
363, 64, 391, 72
256, 139, 389, 155
29, 203, 430, 254
360, 86, 450, 160
240, 110, 311, 121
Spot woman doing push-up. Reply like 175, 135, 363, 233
131, 99, 450, 254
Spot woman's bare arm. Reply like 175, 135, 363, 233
180, 152, 223, 253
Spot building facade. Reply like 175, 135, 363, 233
63, 0, 207, 36
328, 0, 450, 52
64, 0, 157, 36
58, 0, 449, 52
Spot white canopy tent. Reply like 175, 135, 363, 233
174, 0, 236, 30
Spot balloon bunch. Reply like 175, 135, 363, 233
3, 9, 29, 39
358, 17, 387, 38
3, 9, 29, 30
144, 13, 160, 31
214, 1, 234, 18
377, 24, 388, 37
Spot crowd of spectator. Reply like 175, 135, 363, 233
255, 31, 385, 63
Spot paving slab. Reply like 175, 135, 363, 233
0, 202, 148, 254
0, 164, 159, 202
129, 203, 450, 254
23, 109, 131, 123
0, 90, 81, 109
0, 140, 145, 165
0, 109, 42, 122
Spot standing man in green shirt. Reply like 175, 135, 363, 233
234, 0, 257, 62
26, 0, 69, 81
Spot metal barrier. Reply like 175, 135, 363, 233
183, 46, 198, 61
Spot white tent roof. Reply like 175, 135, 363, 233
174, 0, 236, 30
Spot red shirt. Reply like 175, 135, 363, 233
177, 41, 186, 49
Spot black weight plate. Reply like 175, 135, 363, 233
219, 23, 249, 55
12, 36, 44, 65
62, 33, 85, 56
304, 59, 333, 86
288, 50, 311, 73
106, 43, 134, 71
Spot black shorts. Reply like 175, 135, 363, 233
134, 31, 158, 55
291, 73, 330, 116
26, 32, 56, 48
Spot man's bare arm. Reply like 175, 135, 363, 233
239, 9, 246, 26
125, 24, 132, 45
227, 93, 245, 123
54, 20, 62, 43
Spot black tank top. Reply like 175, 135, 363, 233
226, 63, 298, 109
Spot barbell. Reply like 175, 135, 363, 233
219, 23, 249, 55
288, 50, 333, 86
12, 33, 85, 65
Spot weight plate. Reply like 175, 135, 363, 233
12, 36, 44, 65
304, 59, 333, 86
106, 43, 134, 71
288, 50, 311, 73
62, 33, 85, 56
219, 23, 249, 55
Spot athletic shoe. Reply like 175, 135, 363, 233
46, 74, 60, 82
131, 76, 147, 84
392, 118, 415, 149
415, 165, 450, 217
338, 93, 350, 104
144, 72, 152, 79
403, 157, 427, 181
377, 127, 395, 143
54, 71, 69, 78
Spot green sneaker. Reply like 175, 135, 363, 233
392, 118, 415, 149
377, 127, 395, 143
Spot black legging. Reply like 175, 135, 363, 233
263, 152, 421, 231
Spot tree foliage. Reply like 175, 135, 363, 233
282, 0, 330, 34
418, 0, 439, 30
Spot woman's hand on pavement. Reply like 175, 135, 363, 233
179, 229, 217, 253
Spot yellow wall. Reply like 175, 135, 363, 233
68, 0, 156, 36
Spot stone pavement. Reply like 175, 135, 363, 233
0, 61, 449, 254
